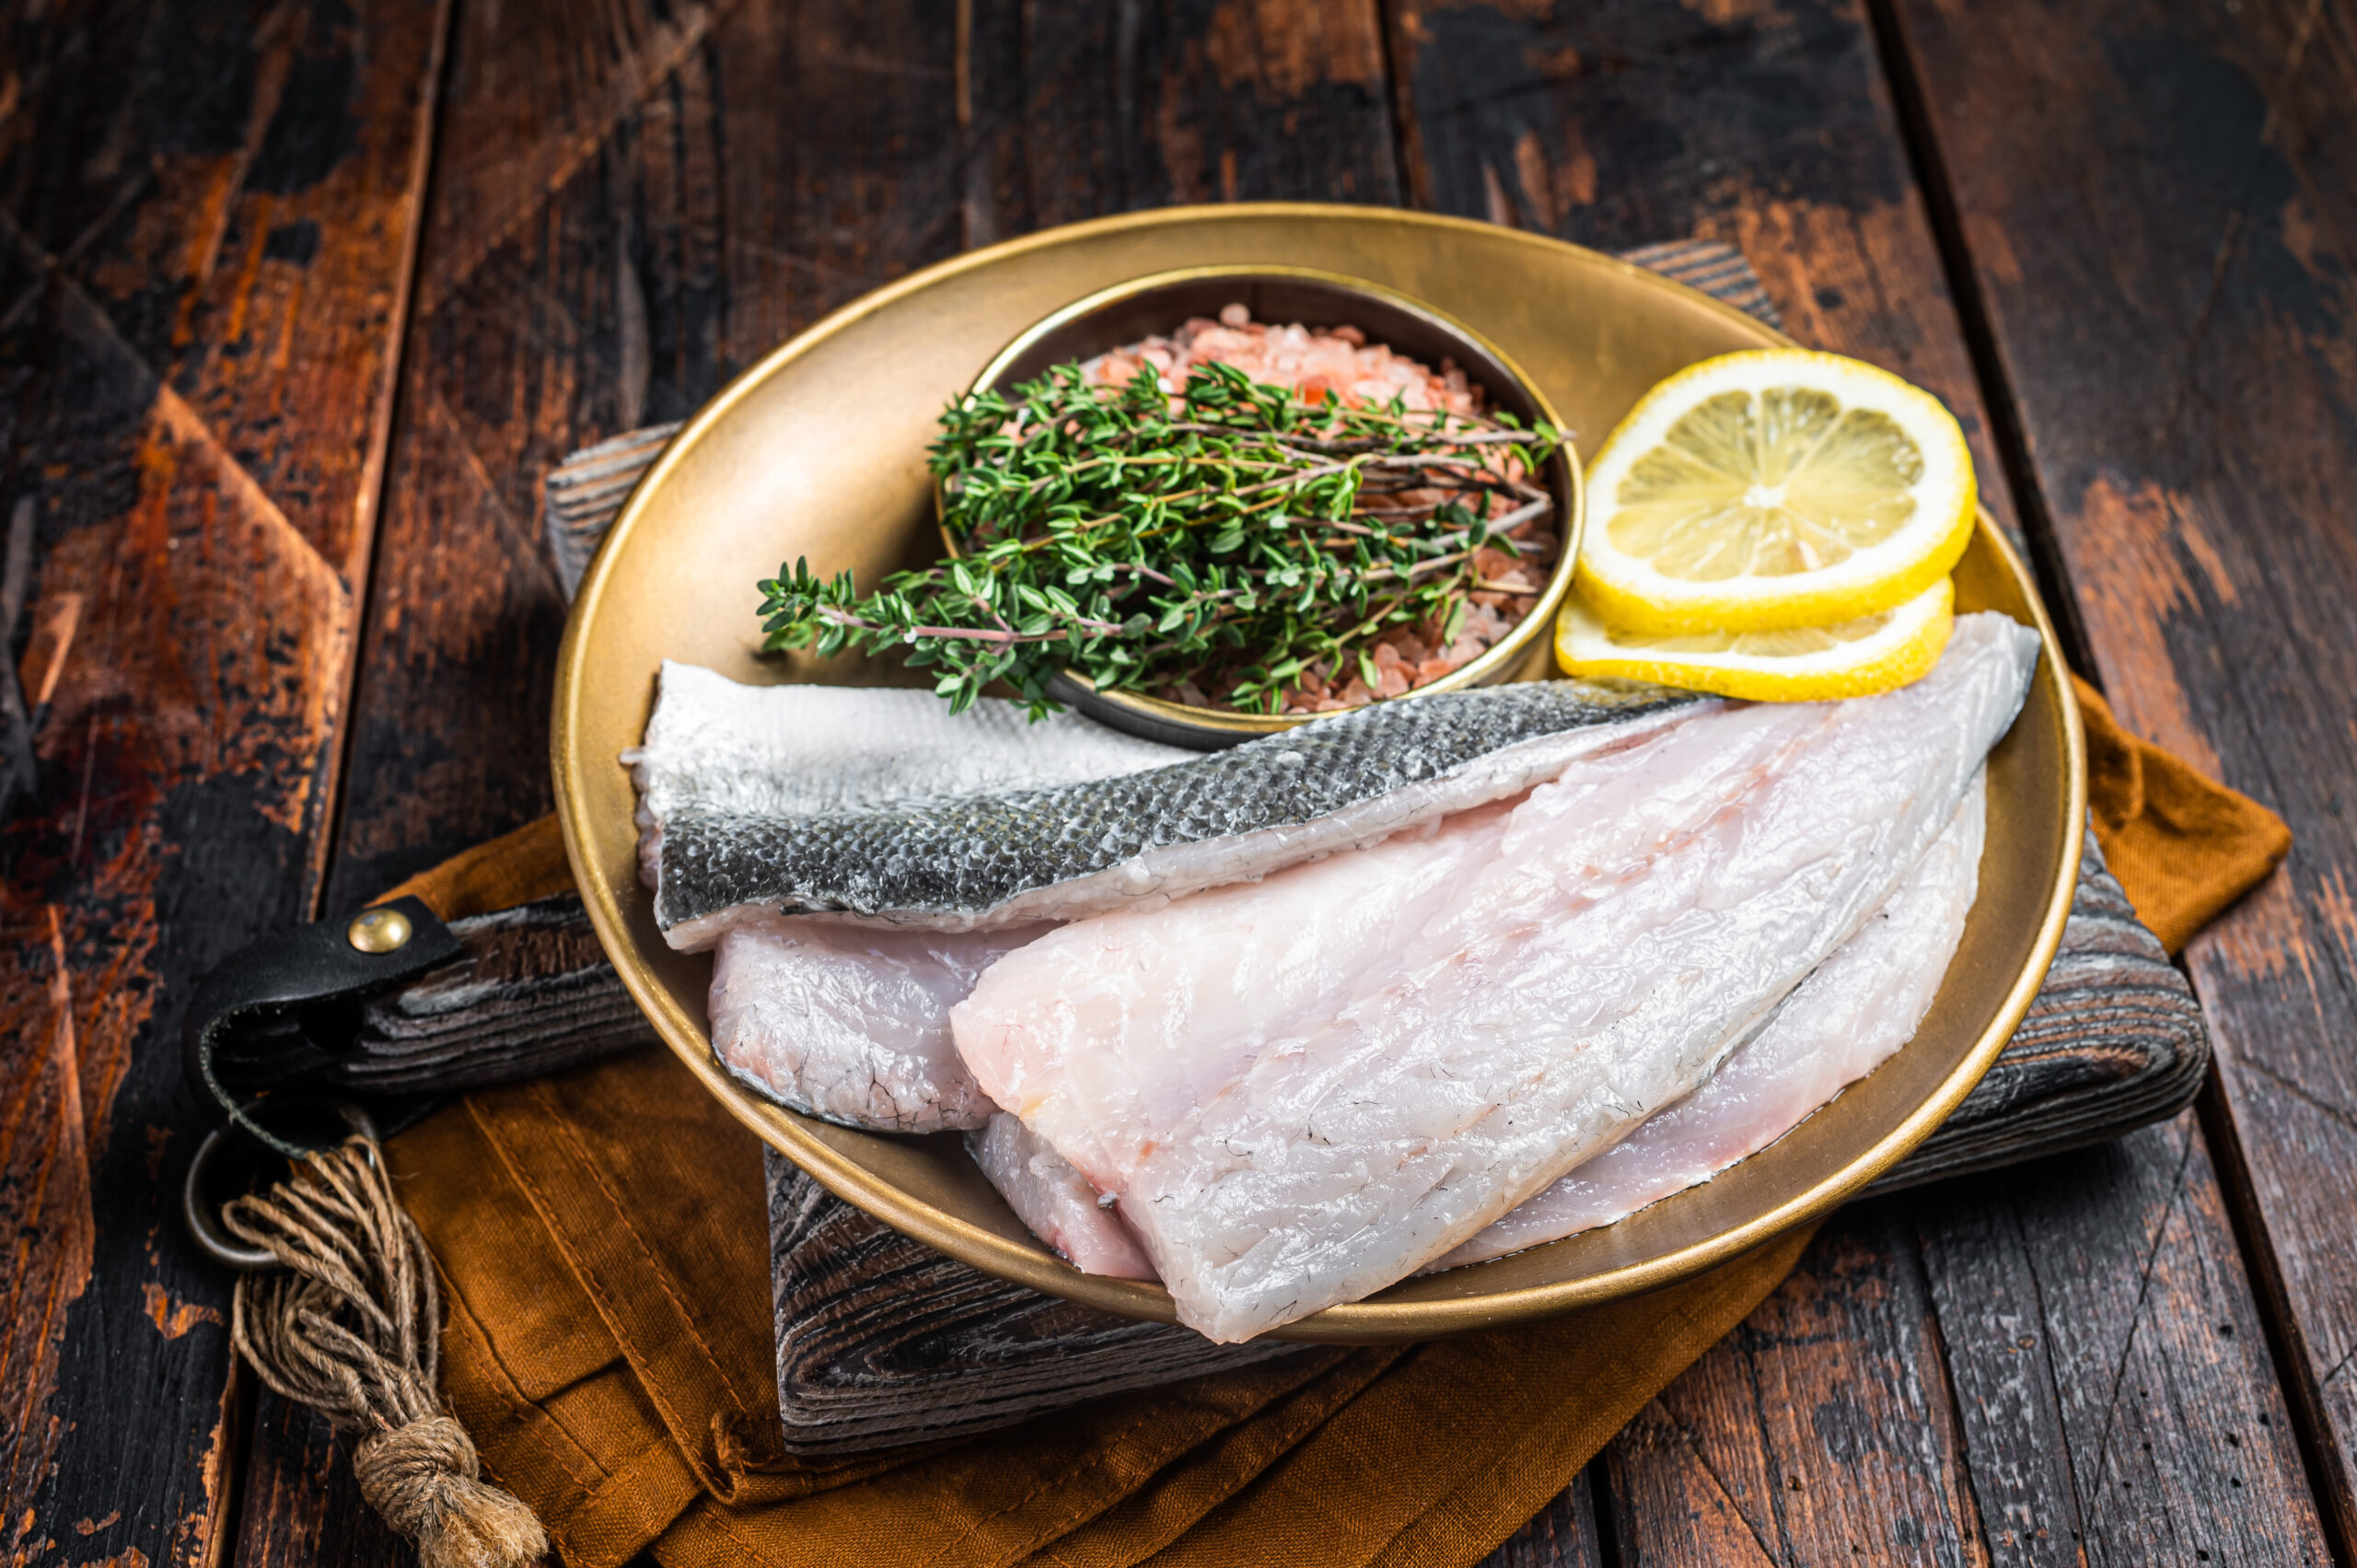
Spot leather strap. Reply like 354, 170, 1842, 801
182, 895, 462, 1157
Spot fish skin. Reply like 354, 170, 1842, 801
954, 613, 2039, 1341
967, 1114, 1158, 1278
1433, 767, 1988, 1269
652, 679, 1707, 946
708, 916, 1048, 1133
629, 661, 1189, 889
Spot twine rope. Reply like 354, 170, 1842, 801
225, 1136, 548, 1568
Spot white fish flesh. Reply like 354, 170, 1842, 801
967, 1114, 1157, 1278
1434, 767, 1988, 1269
966, 771, 1984, 1278
708, 916, 1049, 1132
640, 675, 1705, 947
953, 613, 2038, 1341
644, 664, 1183, 1129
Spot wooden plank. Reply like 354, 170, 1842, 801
1478, 1470, 1606, 1568
229, 1402, 407, 1568
319, 0, 1404, 909
0, 1, 447, 1563
1385, 0, 2334, 1559
1878, 0, 2357, 1545
1604, 1209, 1991, 1565
1912, 1113, 2327, 1564
275, 0, 1406, 1551
1386, 0, 2016, 545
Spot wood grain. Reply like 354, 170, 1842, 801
0, 1, 446, 1562
1605, 1208, 1990, 1566
1911, 1113, 2328, 1565
1480, 1472, 1606, 1568
765, 1151, 1314, 1454
320, 0, 1404, 911
229, 1400, 406, 1568
348, 896, 656, 1091
284, 0, 1411, 1551
1383, 0, 2332, 1561
133, 0, 2341, 1558
1386, 0, 2017, 550
1880, 0, 2357, 1543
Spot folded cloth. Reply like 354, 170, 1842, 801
382, 684, 2285, 1568
2073, 675, 2291, 954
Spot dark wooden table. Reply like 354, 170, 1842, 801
3, 2, 2351, 1563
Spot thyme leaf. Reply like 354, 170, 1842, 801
755, 359, 1561, 717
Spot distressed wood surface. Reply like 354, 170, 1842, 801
5, 0, 2344, 1563
348, 896, 656, 1091
282, 0, 1412, 1556
0, 2, 446, 1563
1386, 1, 2335, 1562
318, 0, 1404, 914
764, 1151, 1316, 1454
1386, 0, 2022, 557
1910, 1112, 2328, 1565
1883, 0, 2357, 1547
1604, 1206, 1991, 1566
228, 1400, 407, 1568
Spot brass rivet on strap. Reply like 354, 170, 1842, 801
347, 907, 412, 954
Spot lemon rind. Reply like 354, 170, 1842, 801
1577, 349, 1977, 635
1555, 578, 1956, 703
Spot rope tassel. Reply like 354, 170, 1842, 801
225, 1137, 549, 1568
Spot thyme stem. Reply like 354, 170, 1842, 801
755, 359, 1562, 716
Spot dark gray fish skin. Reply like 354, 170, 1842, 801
656, 679, 1704, 939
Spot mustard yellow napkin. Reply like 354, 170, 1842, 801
2073, 675, 2290, 953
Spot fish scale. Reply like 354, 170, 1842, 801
653, 679, 1704, 937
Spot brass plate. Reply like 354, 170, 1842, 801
552, 203, 2085, 1344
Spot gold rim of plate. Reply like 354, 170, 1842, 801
552, 203, 2086, 1344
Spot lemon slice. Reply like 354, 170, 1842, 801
1577, 349, 1975, 633
1556, 576, 1955, 702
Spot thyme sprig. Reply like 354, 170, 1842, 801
756, 359, 1561, 716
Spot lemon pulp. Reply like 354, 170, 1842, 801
1577, 351, 1975, 634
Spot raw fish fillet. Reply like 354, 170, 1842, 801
628, 661, 1188, 891
643, 677, 1706, 947
708, 917, 1048, 1132
967, 1114, 1157, 1278
1434, 768, 1988, 1269
954, 613, 2039, 1341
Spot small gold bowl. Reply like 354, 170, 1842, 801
949, 265, 1584, 749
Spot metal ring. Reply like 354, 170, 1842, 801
181, 1098, 381, 1272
